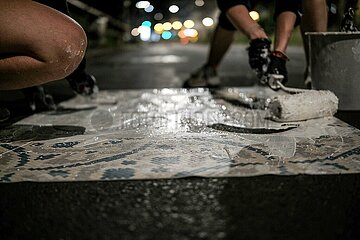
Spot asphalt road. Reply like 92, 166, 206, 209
1, 43, 360, 239
86, 43, 306, 90
1, 175, 360, 240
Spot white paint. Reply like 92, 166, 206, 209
269, 90, 339, 122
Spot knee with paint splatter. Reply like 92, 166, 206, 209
49, 24, 88, 81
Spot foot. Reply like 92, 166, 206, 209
22, 86, 57, 112
247, 38, 271, 79
0, 107, 10, 122
183, 65, 220, 88
67, 72, 98, 96
265, 51, 289, 90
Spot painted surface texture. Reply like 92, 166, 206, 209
1, 88, 359, 182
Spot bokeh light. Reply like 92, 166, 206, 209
162, 22, 172, 31
136, 1, 150, 9
137, 25, 145, 33
189, 36, 199, 43
184, 29, 198, 38
161, 31, 172, 40
154, 23, 164, 33
169, 5, 179, 13
154, 13, 163, 21
183, 20, 195, 29
195, 0, 205, 7
172, 21, 183, 30
131, 28, 140, 37
140, 26, 151, 41
180, 38, 189, 45
144, 5, 154, 13
141, 20, 152, 27
202, 17, 214, 27
249, 11, 260, 21
151, 33, 161, 42
177, 30, 186, 39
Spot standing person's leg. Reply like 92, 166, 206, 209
207, 24, 236, 69
301, 0, 327, 33
301, 0, 328, 87
183, 12, 236, 88
0, 0, 87, 90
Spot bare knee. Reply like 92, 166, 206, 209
0, 0, 88, 89
44, 24, 87, 82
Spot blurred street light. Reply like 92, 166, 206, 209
195, 0, 205, 7
136, 1, 150, 9
249, 11, 260, 21
172, 21, 183, 30
154, 13, 164, 21
141, 20, 152, 27
161, 31, 172, 40
140, 26, 151, 41
131, 28, 140, 36
154, 23, 164, 33
163, 22, 172, 31
144, 5, 154, 13
202, 17, 214, 27
184, 29, 198, 37
169, 5, 179, 13
184, 20, 195, 28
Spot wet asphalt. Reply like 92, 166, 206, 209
1, 43, 360, 239
1, 175, 360, 240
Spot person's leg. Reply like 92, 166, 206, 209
207, 24, 235, 69
0, 0, 87, 90
301, 0, 328, 87
184, 0, 270, 88
301, 0, 327, 33
183, 13, 236, 88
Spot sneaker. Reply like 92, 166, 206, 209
247, 38, 271, 79
0, 107, 10, 122
67, 72, 98, 96
265, 51, 289, 90
183, 65, 220, 88
22, 86, 57, 112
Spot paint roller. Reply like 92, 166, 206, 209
214, 77, 338, 122
267, 77, 339, 122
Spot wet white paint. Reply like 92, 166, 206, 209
1, 88, 359, 182
269, 90, 338, 122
